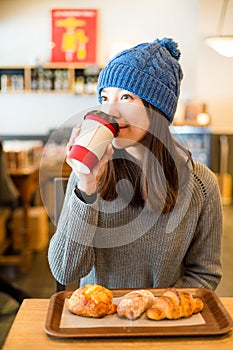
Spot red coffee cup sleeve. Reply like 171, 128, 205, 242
68, 145, 99, 171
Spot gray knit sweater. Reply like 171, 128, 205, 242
48, 161, 223, 290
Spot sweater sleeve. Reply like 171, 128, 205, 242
48, 171, 98, 285
174, 167, 223, 290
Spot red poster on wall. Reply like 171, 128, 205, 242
51, 9, 97, 64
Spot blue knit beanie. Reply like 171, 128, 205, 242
97, 38, 183, 123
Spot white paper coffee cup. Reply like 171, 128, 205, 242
67, 110, 119, 174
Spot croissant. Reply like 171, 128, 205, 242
66, 284, 117, 318
146, 288, 204, 320
117, 290, 154, 320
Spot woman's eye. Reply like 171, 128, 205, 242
101, 95, 107, 102
121, 94, 133, 100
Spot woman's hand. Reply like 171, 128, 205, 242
77, 143, 113, 194
66, 124, 81, 155
66, 125, 114, 195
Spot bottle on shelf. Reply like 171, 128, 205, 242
37, 67, 45, 91
61, 70, 69, 91
54, 69, 63, 91
31, 69, 38, 91
1, 74, 9, 93
86, 76, 98, 94
75, 76, 85, 94
44, 69, 53, 91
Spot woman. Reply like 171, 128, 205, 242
48, 38, 222, 290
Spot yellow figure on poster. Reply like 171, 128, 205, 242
75, 29, 89, 60
55, 17, 89, 61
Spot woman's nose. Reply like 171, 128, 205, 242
101, 103, 121, 119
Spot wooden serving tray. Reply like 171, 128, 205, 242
44, 288, 233, 338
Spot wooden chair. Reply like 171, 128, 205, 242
53, 177, 68, 292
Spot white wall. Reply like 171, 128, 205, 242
0, 94, 97, 135
0, 0, 232, 135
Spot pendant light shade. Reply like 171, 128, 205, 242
205, 0, 233, 57
206, 36, 233, 57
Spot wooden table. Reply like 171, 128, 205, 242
2, 298, 233, 350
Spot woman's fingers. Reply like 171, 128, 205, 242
94, 143, 114, 179
77, 172, 97, 195
66, 125, 81, 155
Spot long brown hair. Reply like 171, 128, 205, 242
98, 102, 192, 214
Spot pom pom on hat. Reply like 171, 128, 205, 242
97, 38, 183, 123
153, 38, 181, 60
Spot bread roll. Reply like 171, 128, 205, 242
117, 290, 154, 320
146, 288, 204, 320
66, 284, 117, 318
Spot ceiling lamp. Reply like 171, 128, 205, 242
205, 0, 233, 57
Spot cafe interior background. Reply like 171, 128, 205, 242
0, 0, 233, 345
